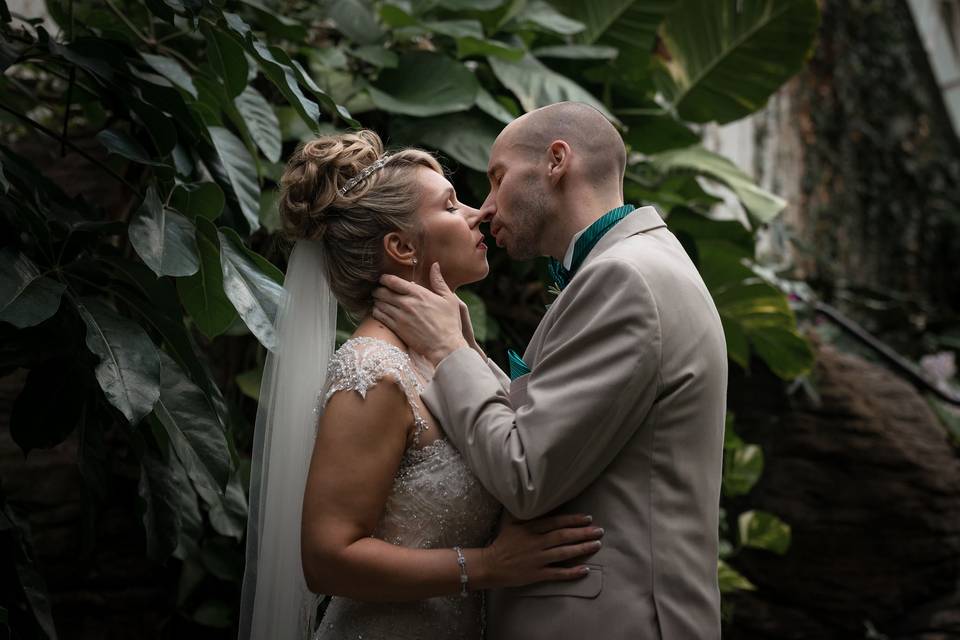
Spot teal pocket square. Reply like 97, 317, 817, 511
508, 349, 531, 381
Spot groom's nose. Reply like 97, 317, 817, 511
479, 192, 496, 223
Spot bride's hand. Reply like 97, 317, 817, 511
479, 514, 603, 588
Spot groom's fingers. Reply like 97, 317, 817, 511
371, 304, 399, 332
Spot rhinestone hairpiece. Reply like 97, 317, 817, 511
338, 154, 392, 195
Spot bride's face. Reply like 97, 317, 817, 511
413, 167, 489, 288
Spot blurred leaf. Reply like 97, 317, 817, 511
0, 501, 58, 640
329, 0, 384, 44
718, 559, 755, 593
748, 325, 814, 379
141, 52, 198, 98
738, 510, 791, 555
258, 188, 281, 233
203, 23, 249, 98
369, 52, 479, 117
457, 36, 525, 60
513, 0, 584, 35
457, 289, 499, 342
723, 442, 764, 497
217, 229, 284, 351
475, 87, 515, 124
177, 219, 237, 339
621, 111, 698, 154
649, 145, 786, 226
209, 126, 261, 232
170, 182, 225, 221
234, 85, 282, 163
236, 366, 262, 401
532, 44, 618, 59
0, 249, 65, 329
423, 18, 484, 39
129, 186, 201, 278
658, 0, 819, 124
438, 0, 505, 9
489, 54, 616, 122
76, 297, 161, 426
349, 45, 399, 68
192, 599, 234, 628
96, 129, 170, 167
207, 470, 247, 540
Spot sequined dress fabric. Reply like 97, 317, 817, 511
313, 337, 501, 640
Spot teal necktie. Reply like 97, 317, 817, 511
548, 204, 636, 290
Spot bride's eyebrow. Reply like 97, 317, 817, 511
439, 187, 455, 204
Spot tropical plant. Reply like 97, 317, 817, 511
0, 0, 818, 635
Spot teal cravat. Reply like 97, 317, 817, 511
507, 348, 531, 380
548, 204, 636, 290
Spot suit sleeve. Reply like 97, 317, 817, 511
485, 357, 510, 393
421, 259, 662, 520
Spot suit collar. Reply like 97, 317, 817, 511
578, 205, 665, 271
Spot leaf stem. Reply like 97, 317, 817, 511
103, 0, 154, 47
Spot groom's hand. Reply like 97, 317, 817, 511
373, 263, 468, 366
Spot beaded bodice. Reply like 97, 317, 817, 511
313, 337, 501, 640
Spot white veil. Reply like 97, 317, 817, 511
238, 239, 338, 640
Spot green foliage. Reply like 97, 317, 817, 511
0, 0, 817, 631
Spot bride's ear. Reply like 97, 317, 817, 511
383, 231, 418, 267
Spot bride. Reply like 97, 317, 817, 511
238, 131, 604, 640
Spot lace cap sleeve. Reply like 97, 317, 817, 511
316, 336, 428, 442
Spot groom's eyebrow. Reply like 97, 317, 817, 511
486, 162, 503, 181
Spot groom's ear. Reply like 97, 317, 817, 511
383, 231, 418, 267
546, 140, 571, 185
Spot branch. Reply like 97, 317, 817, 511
0, 102, 143, 197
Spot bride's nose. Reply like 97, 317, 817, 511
464, 205, 485, 228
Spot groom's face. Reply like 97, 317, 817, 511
483, 134, 548, 260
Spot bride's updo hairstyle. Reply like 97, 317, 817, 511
278, 130, 442, 317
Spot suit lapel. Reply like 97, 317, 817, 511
522, 206, 666, 366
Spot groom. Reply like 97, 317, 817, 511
374, 102, 726, 639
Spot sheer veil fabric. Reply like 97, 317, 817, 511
238, 240, 338, 640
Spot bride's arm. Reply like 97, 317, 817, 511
300, 378, 602, 602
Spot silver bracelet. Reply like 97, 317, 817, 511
452, 546, 469, 598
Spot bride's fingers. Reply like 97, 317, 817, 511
525, 513, 593, 535
542, 539, 602, 564
539, 526, 604, 550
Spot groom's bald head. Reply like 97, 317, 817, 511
500, 102, 626, 188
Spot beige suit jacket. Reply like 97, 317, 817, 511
422, 206, 727, 639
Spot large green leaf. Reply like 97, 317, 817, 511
488, 54, 616, 122
393, 111, 500, 172
177, 218, 237, 339
0, 249, 65, 328
217, 229, 284, 351
234, 85, 281, 163
658, 0, 820, 124
170, 182, 225, 221
457, 289, 500, 342
207, 470, 248, 541
76, 297, 161, 426
718, 559, 755, 593
209, 126, 261, 232
369, 52, 479, 117
203, 23, 249, 98
128, 185, 200, 278
475, 87, 515, 124
141, 52, 198, 98
154, 350, 232, 494
649, 145, 786, 226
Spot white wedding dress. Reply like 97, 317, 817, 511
312, 336, 501, 640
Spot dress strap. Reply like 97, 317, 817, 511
317, 336, 430, 445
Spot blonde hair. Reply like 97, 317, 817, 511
278, 130, 442, 316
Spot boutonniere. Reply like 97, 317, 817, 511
545, 282, 562, 310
